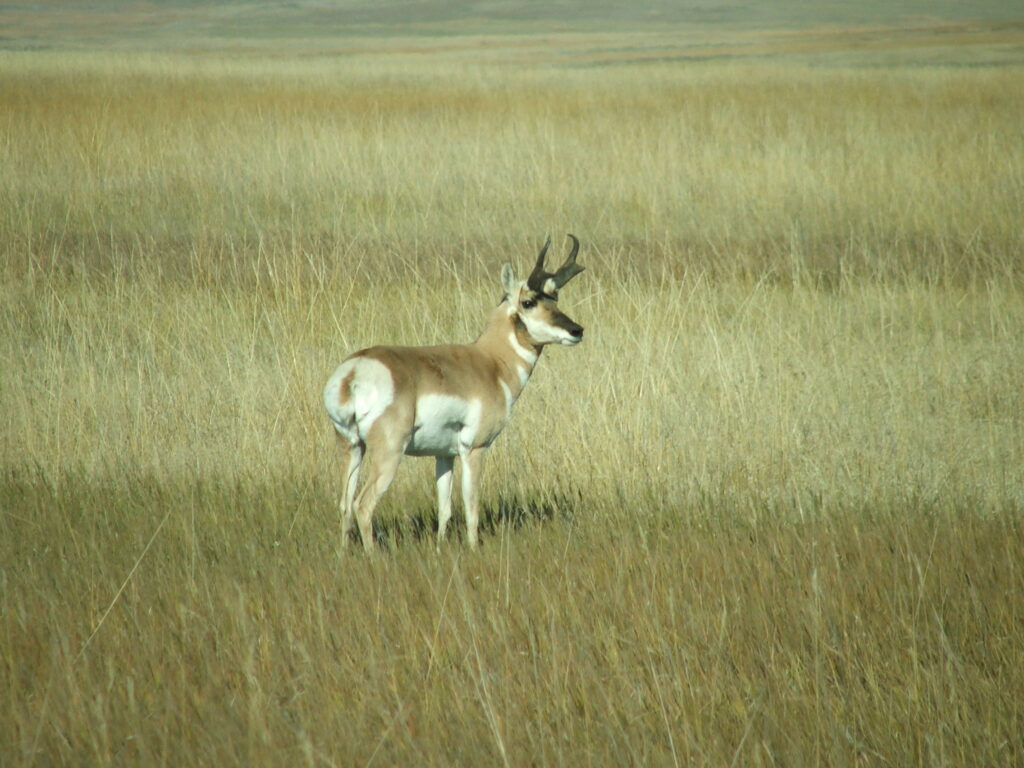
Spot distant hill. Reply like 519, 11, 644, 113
2, 0, 1022, 51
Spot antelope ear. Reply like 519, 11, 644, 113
500, 263, 518, 297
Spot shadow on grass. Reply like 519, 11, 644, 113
365, 492, 579, 550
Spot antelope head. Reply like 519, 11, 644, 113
501, 234, 585, 346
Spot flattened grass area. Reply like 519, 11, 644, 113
2, 5, 1024, 766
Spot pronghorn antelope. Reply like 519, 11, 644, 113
324, 235, 586, 551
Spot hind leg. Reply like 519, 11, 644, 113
337, 434, 364, 548
352, 429, 406, 553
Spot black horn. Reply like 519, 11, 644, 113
527, 234, 584, 296
527, 237, 551, 293
552, 234, 584, 289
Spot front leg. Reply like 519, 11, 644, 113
459, 448, 485, 549
435, 455, 455, 547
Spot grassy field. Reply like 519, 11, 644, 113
3, 6, 1024, 766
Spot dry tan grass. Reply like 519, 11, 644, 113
2, 41, 1023, 766
2, 50, 1022, 282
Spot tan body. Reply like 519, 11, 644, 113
324, 237, 585, 551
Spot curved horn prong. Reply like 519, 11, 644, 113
536, 236, 552, 268
565, 233, 580, 264
552, 234, 585, 289
527, 236, 552, 292
526, 234, 584, 294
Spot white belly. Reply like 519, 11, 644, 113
407, 394, 482, 456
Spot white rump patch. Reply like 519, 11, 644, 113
323, 357, 395, 444
407, 394, 483, 457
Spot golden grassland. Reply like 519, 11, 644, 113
2, 32, 1024, 766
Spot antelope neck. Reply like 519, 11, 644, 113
475, 303, 541, 400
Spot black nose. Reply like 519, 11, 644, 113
569, 325, 584, 339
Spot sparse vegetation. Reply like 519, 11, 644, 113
2, 8, 1023, 766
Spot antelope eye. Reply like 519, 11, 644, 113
521, 298, 537, 309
